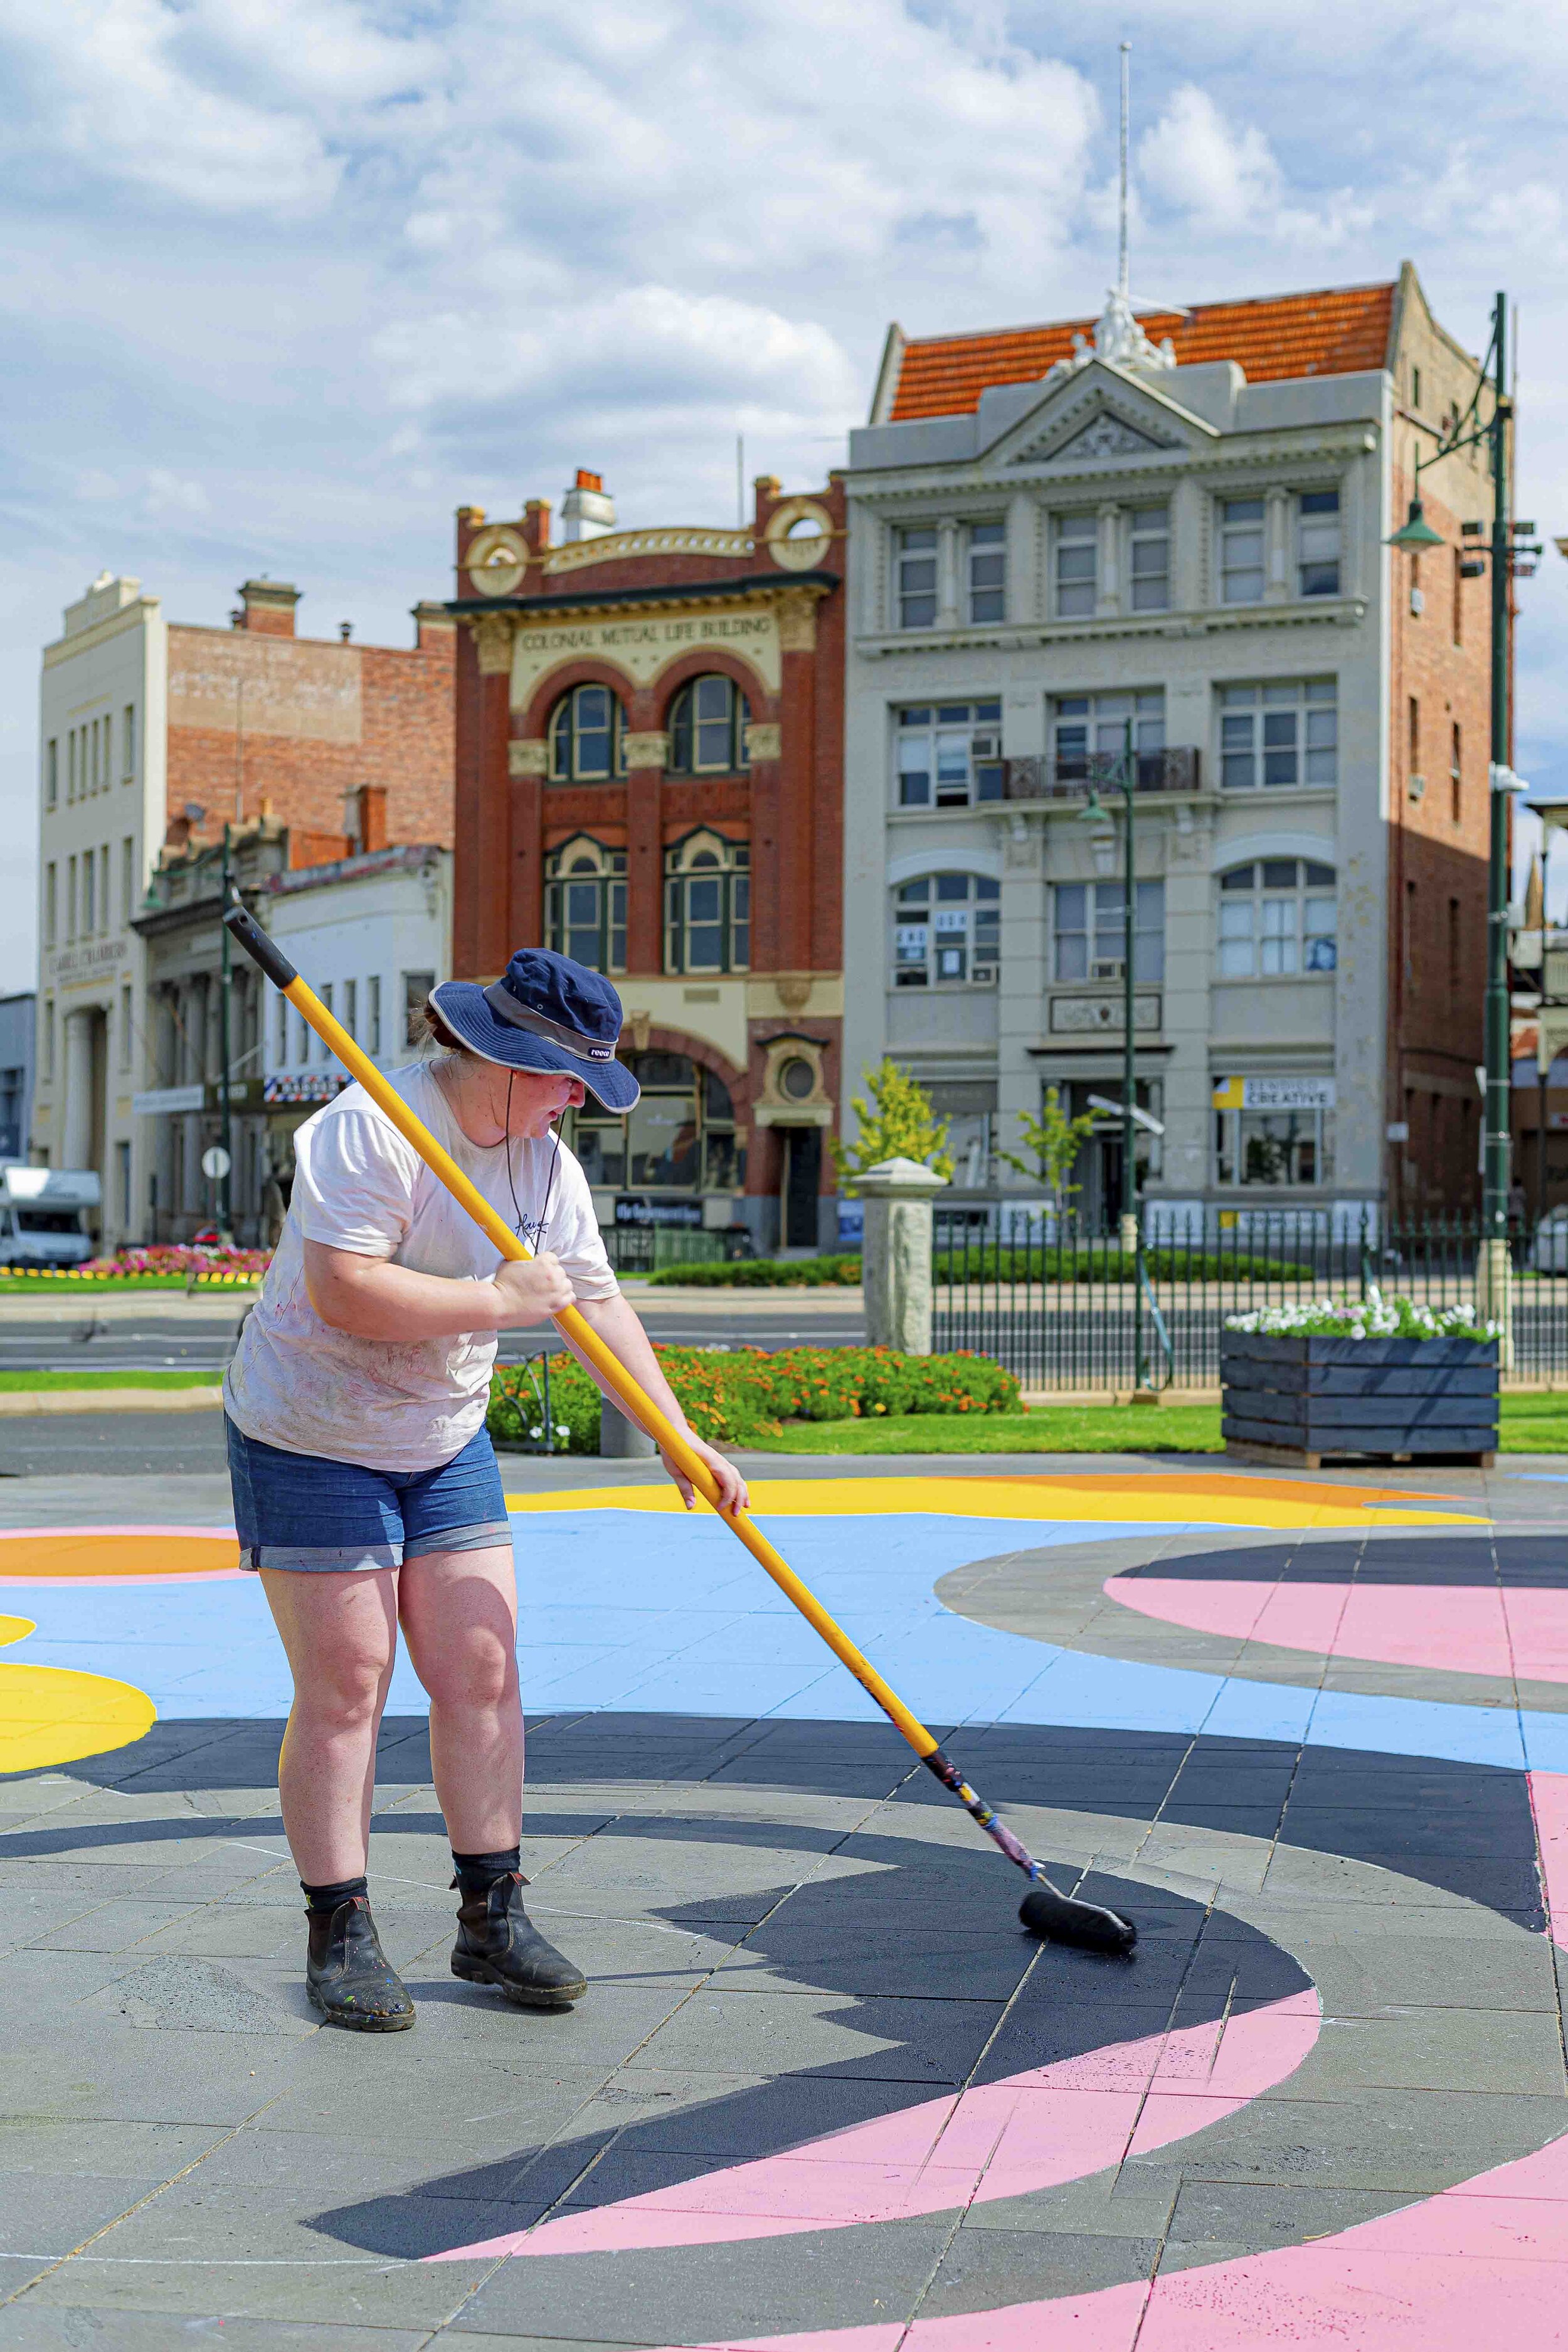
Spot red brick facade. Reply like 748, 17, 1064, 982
164, 583, 455, 857
1385, 430, 1497, 1211
449, 479, 845, 1247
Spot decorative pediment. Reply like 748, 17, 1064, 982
1004, 398, 1184, 467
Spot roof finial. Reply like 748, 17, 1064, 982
1046, 41, 1175, 379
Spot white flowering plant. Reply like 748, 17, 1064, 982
1224, 1288, 1499, 1343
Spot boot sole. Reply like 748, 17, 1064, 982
307, 1982, 416, 2031
452, 1953, 586, 2009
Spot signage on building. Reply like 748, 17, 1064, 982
46, 939, 128, 982
1213, 1076, 1337, 1112
614, 1195, 704, 1229
512, 607, 781, 701
263, 1073, 351, 1105
132, 1085, 206, 1116
1049, 994, 1161, 1034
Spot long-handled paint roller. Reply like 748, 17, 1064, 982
224, 899, 1135, 1956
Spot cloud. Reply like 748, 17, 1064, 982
1138, 85, 1281, 231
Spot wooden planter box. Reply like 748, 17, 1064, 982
1221, 1332, 1498, 1469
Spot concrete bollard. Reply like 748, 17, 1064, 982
855, 1156, 949, 1355
599, 1395, 660, 1459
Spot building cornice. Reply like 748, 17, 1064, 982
42, 599, 161, 668
448, 572, 839, 624
855, 597, 1367, 658
847, 427, 1380, 504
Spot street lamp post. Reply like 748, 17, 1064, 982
217, 823, 234, 1242
1387, 288, 1539, 1350
1079, 722, 1148, 1387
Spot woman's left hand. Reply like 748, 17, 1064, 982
660, 1435, 749, 1515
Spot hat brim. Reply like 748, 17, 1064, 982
428, 981, 640, 1110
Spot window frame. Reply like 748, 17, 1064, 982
1218, 678, 1338, 793
1128, 505, 1170, 612
1051, 878, 1165, 985
1052, 689, 1165, 777
1215, 1104, 1334, 1189
895, 525, 938, 631
667, 674, 751, 775
548, 683, 627, 783
545, 833, 628, 976
1054, 511, 1098, 619
891, 870, 1001, 989
1219, 496, 1266, 605
966, 519, 1006, 624
1216, 859, 1338, 981
1296, 487, 1342, 599
893, 700, 1004, 810
566, 1051, 743, 1196
664, 828, 750, 976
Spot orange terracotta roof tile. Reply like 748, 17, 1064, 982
888, 282, 1396, 422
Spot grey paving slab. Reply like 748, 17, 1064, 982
630, 1984, 1006, 2085
921, 2223, 1159, 2309
0, 2315, 431, 2351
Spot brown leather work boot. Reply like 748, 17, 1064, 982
305, 1895, 416, 2031
451, 1871, 587, 2009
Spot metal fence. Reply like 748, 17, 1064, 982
931, 1207, 1568, 1390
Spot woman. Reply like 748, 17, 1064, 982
223, 947, 748, 2031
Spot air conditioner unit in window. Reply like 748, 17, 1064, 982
973, 732, 1000, 757
1409, 774, 1426, 802
1091, 958, 1124, 980
972, 964, 997, 984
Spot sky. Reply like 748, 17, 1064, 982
3, 0, 1567, 991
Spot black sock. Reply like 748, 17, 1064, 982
452, 1846, 522, 1895
301, 1874, 368, 1917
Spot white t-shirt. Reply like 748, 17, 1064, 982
224, 1061, 618, 1472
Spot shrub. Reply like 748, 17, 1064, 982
932, 1245, 1313, 1284
486, 1344, 1020, 1452
1224, 1293, 1499, 1342
647, 1253, 862, 1289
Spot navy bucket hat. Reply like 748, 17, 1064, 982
429, 950, 640, 1112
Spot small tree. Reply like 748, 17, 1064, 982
999, 1088, 1097, 1215
830, 1058, 953, 1193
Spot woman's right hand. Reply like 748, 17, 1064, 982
490, 1252, 575, 1327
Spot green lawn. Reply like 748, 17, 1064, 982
744, 1394, 1568, 1455
0, 1368, 224, 1392
0, 1275, 257, 1294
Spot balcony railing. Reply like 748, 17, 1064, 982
1003, 747, 1201, 802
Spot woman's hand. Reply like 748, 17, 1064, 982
660, 1434, 750, 1515
489, 1253, 575, 1328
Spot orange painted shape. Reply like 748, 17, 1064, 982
0, 1531, 240, 1582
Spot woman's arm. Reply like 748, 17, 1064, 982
566, 1292, 750, 1514
303, 1240, 573, 1342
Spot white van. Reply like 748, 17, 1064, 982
0, 1166, 100, 1265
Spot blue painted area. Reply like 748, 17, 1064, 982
9, 1507, 1566, 1778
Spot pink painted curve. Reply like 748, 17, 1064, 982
428, 1990, 1319, 2264
1528, 1770, 1568, 1951
625, 2124, 1568, 2352
1105, 1573, 1568, 1686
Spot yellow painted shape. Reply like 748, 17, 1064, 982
0, 1617, 35, 1648
0, 1659, 155, 1773
0, 1533, 238, 1582
504, 1472, 1480, 1531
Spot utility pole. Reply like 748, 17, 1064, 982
218, 822, 233, 1241
1387, 289, 1539, 1355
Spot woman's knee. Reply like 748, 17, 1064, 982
290, 1646, 392, 1735
420, 1632, 518, 1715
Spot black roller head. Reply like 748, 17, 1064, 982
1020, 1883, 1136, 1954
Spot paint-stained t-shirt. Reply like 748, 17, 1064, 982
224, 1061, 617, 1473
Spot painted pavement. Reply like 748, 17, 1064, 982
1, 1461, 1567, 2346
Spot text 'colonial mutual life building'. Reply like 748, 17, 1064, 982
840, 263, 1498, 1232
449, 472, 845, 1252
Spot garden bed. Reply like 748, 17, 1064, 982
488, 1344, 1019, 1453
1221, 1299, 1499, 1467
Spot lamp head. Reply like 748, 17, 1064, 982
1387, 495, 1445, 552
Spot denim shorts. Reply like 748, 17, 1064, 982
226, 1417, 512, 1573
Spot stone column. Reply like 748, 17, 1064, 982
61, 1009, 94, 1169
1265, 488, 1291, 602
622, 729, 668, 976
857, 1156, 949, 1354
936, 519, 960, 628
1096, 502, 1121, 616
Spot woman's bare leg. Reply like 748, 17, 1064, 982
259, 1568, 399, 1883
396, 1545, 522, 1851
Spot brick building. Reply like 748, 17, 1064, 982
448, 472, 845, 1252
840, 262, 1500, 1232
33, 574, 454, 1245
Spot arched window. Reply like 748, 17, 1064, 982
668, 675, 750, 774
565, 1053, 742, 1195
548, 684, 626, 782
544, 834, 627, 974
1217, 859, 1337, 978
665, 829, 750, 974
892, 872, 1000, 987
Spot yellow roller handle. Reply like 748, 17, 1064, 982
226, 905, 939, 1762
